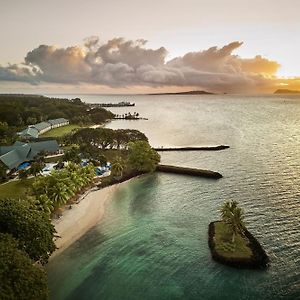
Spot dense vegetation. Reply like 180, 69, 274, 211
70, 127, 148, 150
0, 233, 48, 300
0, 94, 114, 145
0, 198, 56, 264
32, 163, 96, 215
0, 199, 55, 299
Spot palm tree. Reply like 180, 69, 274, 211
220, 200, 245, 244
35, 194, 54, 215
69, 171, 85, 192
111, 156, 125, 178
49, 182, 69, 209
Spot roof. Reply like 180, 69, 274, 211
0, 143, 31, 170
0, 140, 60, 170
18, 127, 39, 139
17, 118, 69, 138
48, 118, 69, 125
28, 140, 59, 159
33, 122, 51, 132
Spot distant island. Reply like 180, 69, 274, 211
149, 90, 215, 95
274, 89, 300, 94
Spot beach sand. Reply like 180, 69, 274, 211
50, 184, 118, 259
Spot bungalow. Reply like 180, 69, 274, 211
18, 118, 69, 139
48, 118, 69, 129
0, 140, 60, 170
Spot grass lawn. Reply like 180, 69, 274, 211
214, 221, 253, 259
40, 124, 81, 137
0, 178, 35, 199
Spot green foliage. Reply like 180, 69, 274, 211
30, 161, 44, 176
214, 222, 252, 259
0, 162, 8, 183
128, 141, 160, 172
89, 107, 114, 124
0, 95, 113, 138
32, 163, 96, 213
0, 198, 56, 264
0, 233, 49, 300
111, 156, 125, 177
220, 200, 245, 244
73, 128, 148, 151
63, 145, 81, 163
0, 121, 16, 145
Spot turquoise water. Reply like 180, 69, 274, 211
47, 95, 300, 299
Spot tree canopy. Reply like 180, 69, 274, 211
71, 128, 148, 150
220, 200, 245, 243
0, 95, 114, 143
128, 141, 160, 172
0, 198, 56, 264
0, 233, 48, 300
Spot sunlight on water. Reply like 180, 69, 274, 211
47, 94, 300, 300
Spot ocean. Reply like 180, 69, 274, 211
47, 94, 300, 300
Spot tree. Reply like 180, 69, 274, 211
30, 161, 43, 176
128, 141, 160, 172
35, 194, 54, 216
220, 200, 245, 244
111, 156, 125, 177
0, 198, 56, 264
0, 233, 49, 300
49, 182, 70, 209
63, 145, 81, 163
94, 128, 115, 149
0, 162, 8, 183
33, 151, 46, 164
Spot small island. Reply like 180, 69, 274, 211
274, 89, 300, 94
149, 90, 214, 95
208, 201, 269, 269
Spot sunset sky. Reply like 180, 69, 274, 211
0, 0, 299, 94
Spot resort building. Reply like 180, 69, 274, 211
18, 118, 69, 139
0, 140, 61, 170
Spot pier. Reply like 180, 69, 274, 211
156, 164, 222, 179
90, 101, 135, 108
154, 145, 229, 151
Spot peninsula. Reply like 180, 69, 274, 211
274, 89, 300, 94
149, 90, 215, 95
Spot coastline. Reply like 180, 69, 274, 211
50, 184, 118, 259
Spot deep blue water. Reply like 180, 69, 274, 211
47, 94, 300, 299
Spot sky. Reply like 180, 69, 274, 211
0, 0, 299, 94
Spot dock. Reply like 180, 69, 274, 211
90, 101, 135, 108
154, 145, 229, 151
156, 164, 222, 179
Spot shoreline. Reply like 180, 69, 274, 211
49, 173, 146, 260
50, 184, 118, 259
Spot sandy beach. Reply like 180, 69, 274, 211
50, 184, 118, 259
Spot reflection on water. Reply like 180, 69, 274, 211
47, 94, 300, 300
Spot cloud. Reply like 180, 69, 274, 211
0, 36, 295, 93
